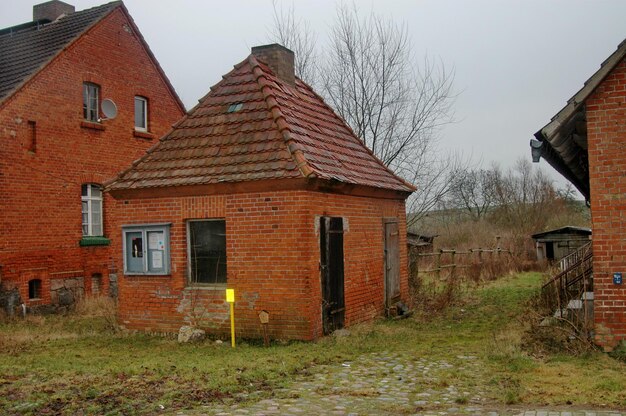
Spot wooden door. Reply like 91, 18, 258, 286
384, 220, 401, 308
320, 217, 345, 335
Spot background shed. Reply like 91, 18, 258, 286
531, 226, 591, 262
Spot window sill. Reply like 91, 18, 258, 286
81, 121, 105, 131
79, 236, 111, 246
133, 130, 154, 140
185, 283, 228, 290
124, 272, 171, 277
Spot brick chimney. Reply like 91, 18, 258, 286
33, 1, 75, 22
251, 44, 295, 86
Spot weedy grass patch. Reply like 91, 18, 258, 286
1, 273, 625, 414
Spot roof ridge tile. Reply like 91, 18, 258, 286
248, 54, 317, 179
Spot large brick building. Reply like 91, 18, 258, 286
0, 1, 185, 310
532, 39, 626, 349
106, 44, 415, 340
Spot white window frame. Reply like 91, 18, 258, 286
187, 219, 227, 286
122, 224, 171, 275
81, 184, 103, 236
83, 82, 99, 122
134, 96, 148, 131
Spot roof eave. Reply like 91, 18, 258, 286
107, 177, 412, 201
533, 38, 626, 200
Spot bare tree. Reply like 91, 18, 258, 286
446, 168, 497, 220
269, 1, 318, 85
489, 159, 563, 235
269, 3, 458, 223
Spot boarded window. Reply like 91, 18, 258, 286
188, 220, 227, 284
91, 273, 102, 295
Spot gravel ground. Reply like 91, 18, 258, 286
176, 350, 624, 416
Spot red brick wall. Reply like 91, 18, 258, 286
0, 8, 184, 305
587, 58, 626, 349
111, 190, 408, 340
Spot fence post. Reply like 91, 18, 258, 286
478, 248, 483, 265
436, 249, 442, 280
451, 250, 456, 280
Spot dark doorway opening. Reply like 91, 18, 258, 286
28, 279, 42, 299
546, 242, 555, 260
320, 217, 345, 335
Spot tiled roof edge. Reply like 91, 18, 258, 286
105, 58, 253, 192
248, 54, 317, 179
539, 38, 626, 140
294, 78, 417, 193
0, 1, 122, 109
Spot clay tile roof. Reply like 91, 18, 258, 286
0, 1, 122, 104
107, 52, 416, 194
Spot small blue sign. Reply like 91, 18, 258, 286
614, 272, 623, 285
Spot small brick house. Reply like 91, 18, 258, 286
106, 44, 415, 340
0, 1, 185, 310
532, 38, 626, 349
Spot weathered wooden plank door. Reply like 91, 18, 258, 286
320, 217, 345, 335
384, 220, 401, 309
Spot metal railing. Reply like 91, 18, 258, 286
541, 241, 593, 335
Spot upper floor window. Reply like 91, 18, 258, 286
83, 82, 99, 122
82, 184, 102, 236
134, 96, 148, 131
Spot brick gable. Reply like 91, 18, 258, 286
0, 5, 184, 307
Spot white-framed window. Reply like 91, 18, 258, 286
81, 184, 102, 236
123, 224, 170, 275
187, 219, 227, 285
134, 96, 148, 131
83, 82, 99, 122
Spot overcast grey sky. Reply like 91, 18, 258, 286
2, 0, 625, 188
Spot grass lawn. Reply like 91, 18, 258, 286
0, 272, 624, 415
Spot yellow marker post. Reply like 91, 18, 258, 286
226, 289, 235, 348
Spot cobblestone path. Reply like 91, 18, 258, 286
177, 351, 624, 416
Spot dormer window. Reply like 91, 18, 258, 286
227, 103, 243, 113
83, 82, 99, 122
134, 96, 148, 131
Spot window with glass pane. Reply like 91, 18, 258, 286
122, 225, 170, 275
188, 220, 227, 284
83, 83, 99, 122
134, 96, 147, 131
81, 184, 103, 236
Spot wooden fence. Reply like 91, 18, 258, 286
412, 247, 513, 280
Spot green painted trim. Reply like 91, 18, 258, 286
79, 236, 111, 247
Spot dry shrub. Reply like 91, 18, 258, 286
74, 295, 118, 331
465, 262, 482, 284
75, 295, 115, 316
409, 271, 464, 315
521, 287, 597, 357
522, 321, 597, 357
